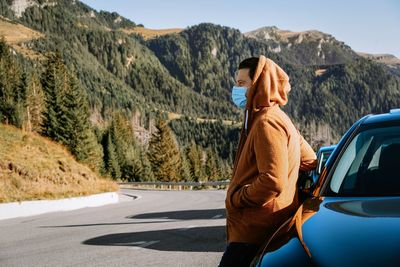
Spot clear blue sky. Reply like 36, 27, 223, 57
81, 0, 400, 57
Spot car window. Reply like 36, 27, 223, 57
329, 126, 400, 196
318, 151, 333, 174
368, 146, 382, 169
368, 137, 400, 170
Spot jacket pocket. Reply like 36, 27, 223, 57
243, 199, 278, 225
225, 183, 241, 211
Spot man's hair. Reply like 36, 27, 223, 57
238, 57, 259, 80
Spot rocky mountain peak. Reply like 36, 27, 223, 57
358, 52, 400, 65
245, 26, 337, 44
244, 26, 357, 65
10, 0, 57, 18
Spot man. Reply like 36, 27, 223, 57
219, 56, 317, 267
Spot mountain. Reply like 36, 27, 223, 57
145, 23, 400, 137
358, 53, 400, 65
1, 0, 239, 122
358, 52, 400, 76
244, 26, 358, 66
1, 0, 400, 180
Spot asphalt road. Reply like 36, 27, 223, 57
0, 189, 227, 267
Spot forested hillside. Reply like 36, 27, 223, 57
1, 0, 399, 183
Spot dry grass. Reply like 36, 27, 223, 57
120, 27, 183, 40
358, 52, 400, 66
0, 16, 45, 60
0, 124, 118, 203
278, 29, 325, 40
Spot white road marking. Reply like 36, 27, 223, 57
130, 240, 160, 250
178, 225, 198, 231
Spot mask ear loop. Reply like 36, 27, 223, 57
244, 109, 249, 136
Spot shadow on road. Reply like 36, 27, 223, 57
39, 221, 174, 228
128, 208, 226, 220
83, 225, 226, 252
40, 209, 226, 228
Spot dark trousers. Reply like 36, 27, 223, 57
218, 242, 261, 267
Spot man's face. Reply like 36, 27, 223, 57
235, 68, 252, 97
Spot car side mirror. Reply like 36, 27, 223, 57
297, 170, 315, 201
298, 171, 314, 190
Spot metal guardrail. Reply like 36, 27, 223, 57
118, 181, 230, 190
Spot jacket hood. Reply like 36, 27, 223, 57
246, 56, 291, 111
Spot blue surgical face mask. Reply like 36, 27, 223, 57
231, 86, 247, 109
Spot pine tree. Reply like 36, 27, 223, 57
221, 160, 232, 181
103, 131, 121, 179
41, 53, 103, 172
110, 113, 132, 164
148, 119, 181, 182
63, 74, 104, 172
215, 155, 224, 181
138, 149, 155, 182
122, 138, 144, 182
108, 112, 137, 179
120, 147, 139, 182
185, 141, 202, 182
41, 53, 69, 143
23, 71, 44, 133
180, 149, 192, 182
205, 147, 220, 181
0, 38, 23, 127
101, 112, 145, 180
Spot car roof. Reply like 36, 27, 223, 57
361, 109, 400, 125
319, 145, 336, 152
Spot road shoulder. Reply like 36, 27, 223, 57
0, 192, 119, 220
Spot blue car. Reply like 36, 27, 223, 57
253, 109, 400, 267
312, 145, 336, 184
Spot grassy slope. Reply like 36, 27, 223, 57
0, 124, 118, 203
121, 27, 183, 40
0, 16, 44, 60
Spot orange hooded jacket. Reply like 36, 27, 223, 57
225, 56, 317, 245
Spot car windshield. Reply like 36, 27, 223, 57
329, 125, 400, 196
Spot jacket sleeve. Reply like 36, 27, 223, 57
299, 133, 317, 171
231, 119, 288, 208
